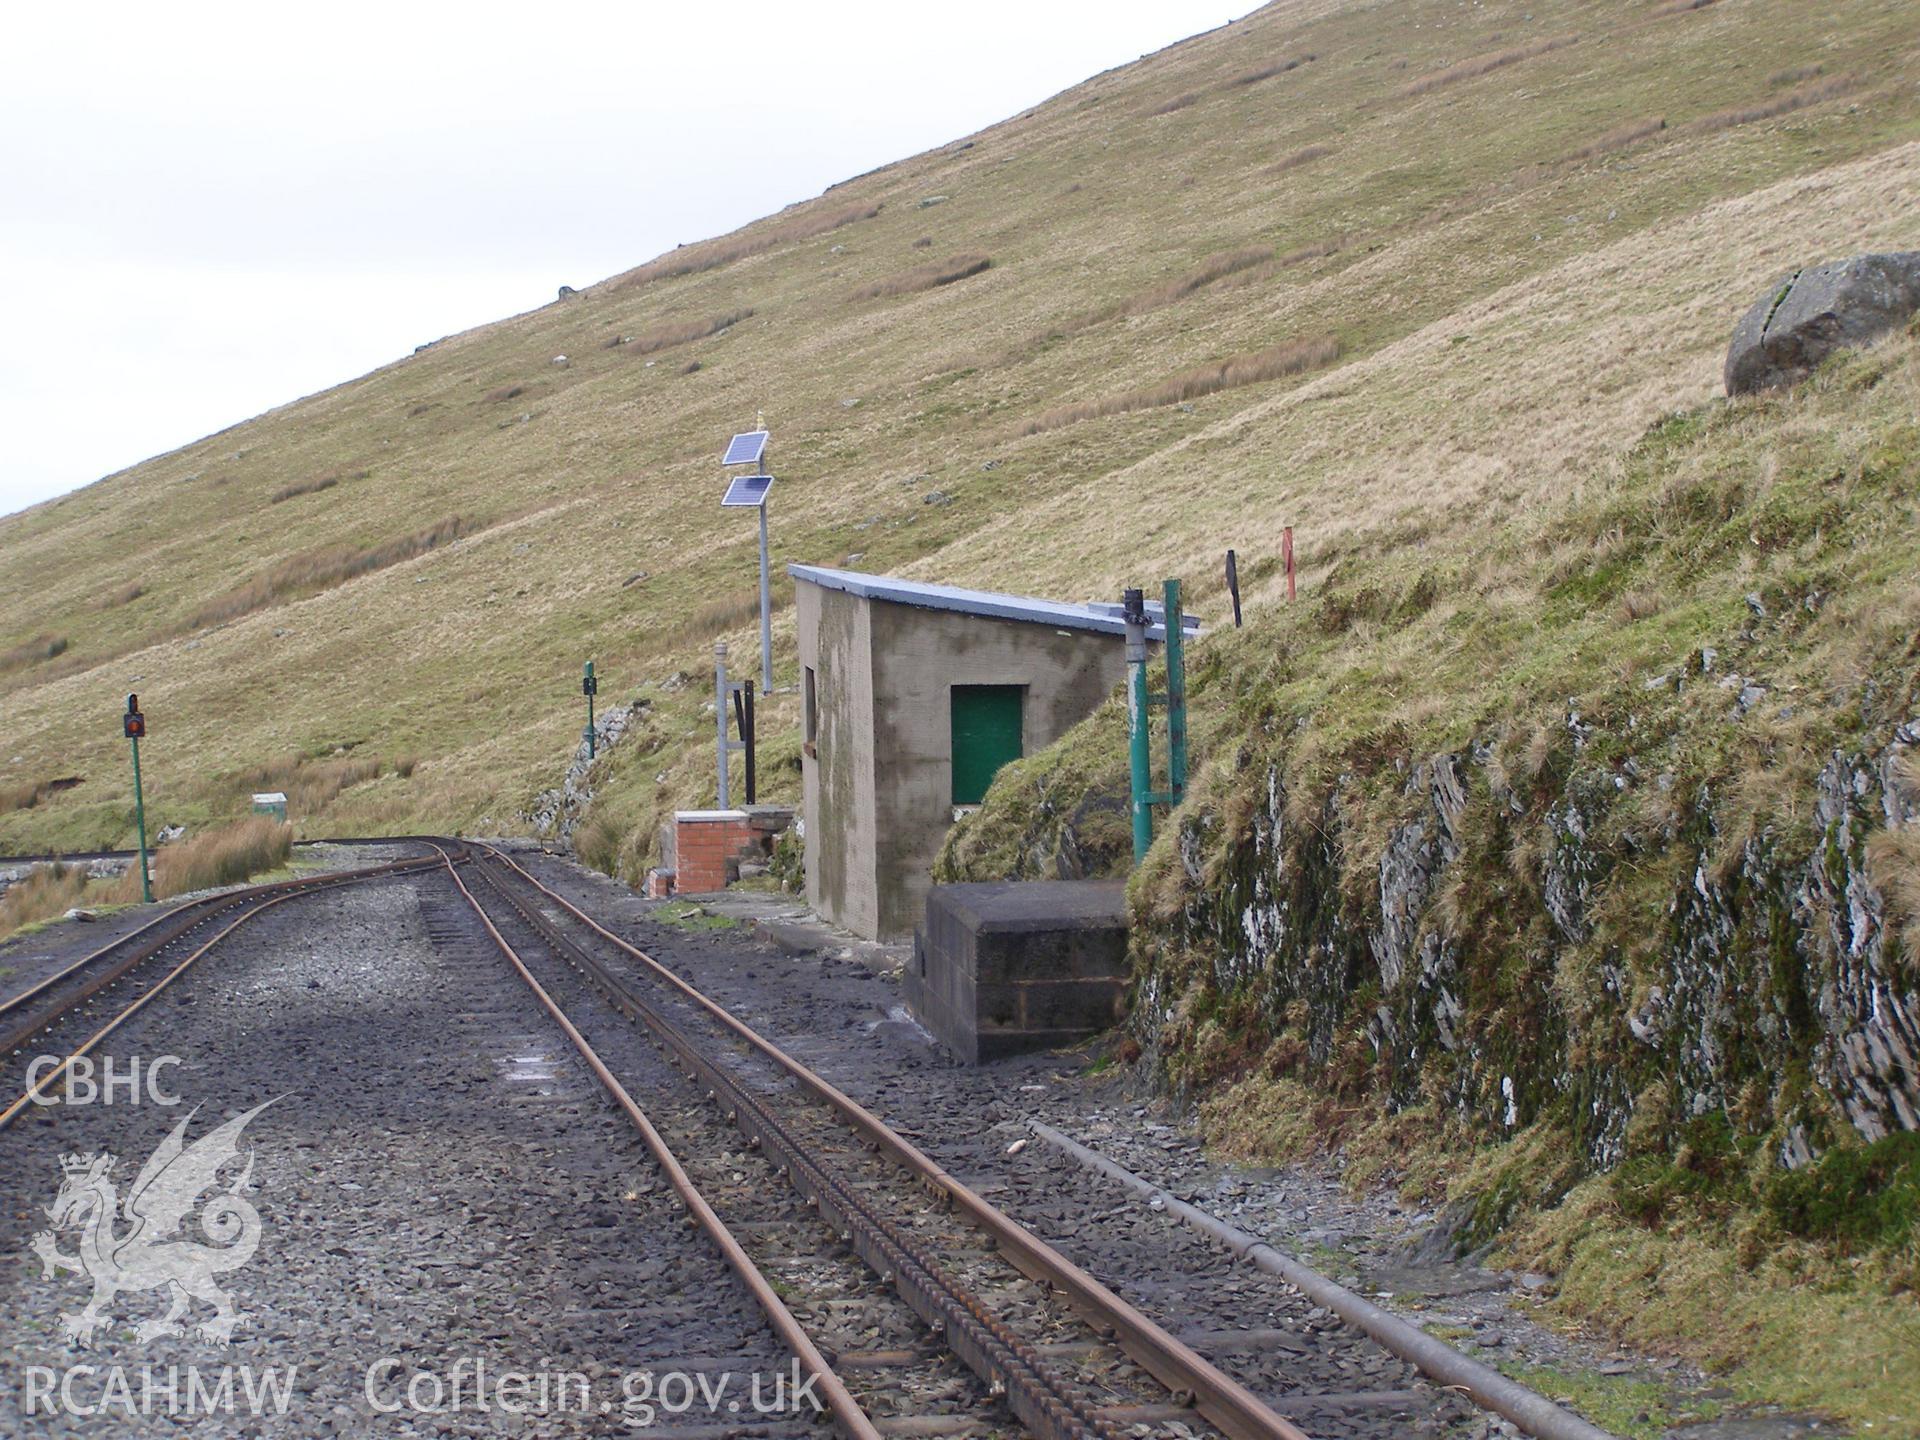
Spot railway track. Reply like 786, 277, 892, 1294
437, 841, 1320, 1440
0, 841, 456, 1128
0, 837, 1606, 1438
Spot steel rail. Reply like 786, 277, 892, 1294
429, 845, 885, 1440
0, 851, 446, 1037
0, 835, 446, 868
1, 894, 220, 1024
478, 845, 1311, 1440
0, 854, 448, 1130
462, 852, 1125, 1440
0, 853, 452, 1061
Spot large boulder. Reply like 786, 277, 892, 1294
1725, 251, 1920, 395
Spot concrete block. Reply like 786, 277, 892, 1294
743, 804, 797, 836
907, 880, 1129, 1064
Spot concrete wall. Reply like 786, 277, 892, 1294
867, 603, 1129, 939
796, 579, 880, 938
796, 576, 1133, 940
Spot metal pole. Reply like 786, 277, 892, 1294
1123, 589, 1152, 862
130, 734, 153, 903
758, 502, 774, 694
714, 643, 730, 809
1164, 579, 1187, 805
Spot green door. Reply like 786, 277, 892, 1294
951, 685, 1024, 805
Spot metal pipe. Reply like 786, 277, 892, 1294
758, 502, 774, 694
1164, 578, 1187, 805
714, 642, 730, 809
1028, 1121, 1621, 1440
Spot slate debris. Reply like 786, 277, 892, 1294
510, 851, 1559, 1440
0, 866, 784, 1437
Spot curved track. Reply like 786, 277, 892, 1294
0, 842, 455, 1128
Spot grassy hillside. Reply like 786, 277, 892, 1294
941, 328, 1920, 1424
3, 0, 1919, 875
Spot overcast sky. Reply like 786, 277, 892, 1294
0, 2, 1244, 518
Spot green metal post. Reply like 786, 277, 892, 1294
1164, 578, 1188, 805
130, 734, 152, 903
1124, 588, 1154, 862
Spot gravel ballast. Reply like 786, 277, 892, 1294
509, 848, 1743, 1438
0, 873, 800, 1437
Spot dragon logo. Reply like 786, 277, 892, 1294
29, 1100, 275, 1347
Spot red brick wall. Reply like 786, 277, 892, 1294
673, 811, 756, 894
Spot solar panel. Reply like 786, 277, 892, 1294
720, 474, 774, 507
722, 430, 769, 467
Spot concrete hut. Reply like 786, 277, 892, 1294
789, 564, 1193, 940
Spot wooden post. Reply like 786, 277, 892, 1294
1283, 527, 1296, 602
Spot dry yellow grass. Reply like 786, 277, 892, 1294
1265, 143, 1334, 175
614, 201, 880, 288
109, 817, 291, 901
1397, 34, 1581, 99
0, 776, 79, 815
0, 864, 92, 941
1229, 54, 1314, 87
848, 254, 992, 302
1147, 92, 1200, 118
1119, 247, 1273, 315
1561, 116, 1666, 163
1685, 74, 1857, 135
1019, 335, 1341, 435
1867, 815, 1920, 970
960, 144, 1920, 602
617, 308, 754, 355
271, 468, 365, 504
1276, 235, 1348, 267
0, 634, 67, 675
188, 516, 474, 629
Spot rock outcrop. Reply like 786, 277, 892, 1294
527, 700, 646, 841
1137, 710, 1920, 1176
1725, 251, 1920, 395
